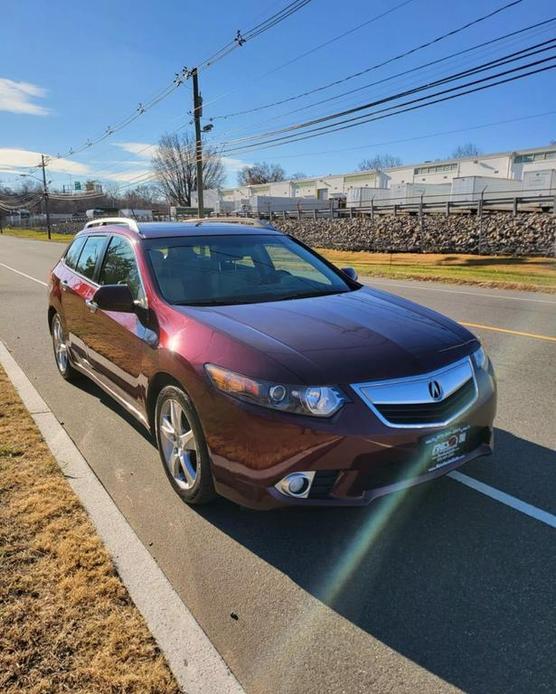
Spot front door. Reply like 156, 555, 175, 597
62, 234, 107, 363
82, 235, 150, 419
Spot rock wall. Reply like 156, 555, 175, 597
273, 212, 556, 256
13, 211, 555, 256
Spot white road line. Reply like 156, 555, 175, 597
449, 471, 556, 529
0, 262, 48, 287
366, 278, 556, 305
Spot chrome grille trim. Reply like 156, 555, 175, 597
352, 357, 478, 429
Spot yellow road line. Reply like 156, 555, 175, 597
461, 321, 556, 342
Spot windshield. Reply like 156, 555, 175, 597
146, 234, 354, 306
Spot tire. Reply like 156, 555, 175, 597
155, 385, 216, 505
51, 312, 78, 382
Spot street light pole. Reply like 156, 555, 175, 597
191, 68, 204, 218
40, 155, 52, 240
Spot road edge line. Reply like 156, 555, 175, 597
0, 341, 244, 694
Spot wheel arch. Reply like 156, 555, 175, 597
47, 305, 56, 332
146, 372, 183, 433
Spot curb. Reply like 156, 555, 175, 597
0, 341, 244, 694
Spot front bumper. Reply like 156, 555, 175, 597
203, 364, 496, 510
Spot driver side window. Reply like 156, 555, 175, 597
98, 236, 145, 303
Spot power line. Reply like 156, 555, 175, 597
97, 17, 553, 183
201, 17, 555, 145
211, 0, 527, 120
257, 17, 556, 126
219, 39, 556, 148
222, 60, 556, 155
177, 38, 554, 163
38, 0, 314, 168
218, 110, 556, 162
114, 61, 555, 192
198, 0, 418, 115
125, 49, 556, 179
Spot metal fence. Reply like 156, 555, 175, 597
231, 188, 556, 220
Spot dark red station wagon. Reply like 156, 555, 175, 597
48, 217, 496, 509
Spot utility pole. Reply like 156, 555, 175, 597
191, 68, 204, 218
40, 155, 52, 240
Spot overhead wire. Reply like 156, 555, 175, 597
113, 57, 555, 191
37, 0, 314, 168
98, 16, 553, 183
200, 17, 556, 144
219, 55, 556, 154
210, 0, 527, 120
215, 38, 556, 147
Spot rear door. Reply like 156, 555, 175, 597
82, 234, 149, 418
61, 234, 107, 362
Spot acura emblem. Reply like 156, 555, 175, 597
428, 380, 443, 400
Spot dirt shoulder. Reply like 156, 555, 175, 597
0, 366, 179, 693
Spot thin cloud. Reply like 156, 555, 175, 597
113, 142, 157, 159
222, 156, 252, 172
0, 149, 89, 174
0, 78, 49, 116
96, 168, 151, 182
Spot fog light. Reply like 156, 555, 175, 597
275, 471, 315, 499
288, 475, 308, 495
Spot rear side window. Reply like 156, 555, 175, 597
74, 236, 106, 280
98, 236, 144, 301
64, 236, 86, 270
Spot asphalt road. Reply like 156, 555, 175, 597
1, 234, 555, 694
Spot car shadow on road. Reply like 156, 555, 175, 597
199, 428, 555, 694
71, 375, 153, 444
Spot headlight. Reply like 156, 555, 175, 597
205, 364, 345, 417
471, 345, 488, 370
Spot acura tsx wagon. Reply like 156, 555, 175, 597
48, 217, 496, 509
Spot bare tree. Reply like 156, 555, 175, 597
120, 184, 165, 209
237, 162, 286, 185
290, 171, 307, 180
451, 143, 481, 159
152, 132, 225, 206
358, 153, 402, 171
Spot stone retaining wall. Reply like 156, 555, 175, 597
11, 211, 555, 256
274, 212, 556, 256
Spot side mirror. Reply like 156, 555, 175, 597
341, 266, 358, 281
93, 284, 135, 312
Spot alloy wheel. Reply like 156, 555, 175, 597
52, 315, 69, 373
159, 398, 198, 490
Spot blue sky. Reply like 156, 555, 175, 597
1, 0, 555, 190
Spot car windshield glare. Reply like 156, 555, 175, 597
146, 234, 354, 306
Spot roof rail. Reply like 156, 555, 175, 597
84, 217, 140, 232
187, 216, 277, 229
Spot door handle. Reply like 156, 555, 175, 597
85, 298, 98, 313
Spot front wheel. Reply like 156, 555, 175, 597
51, 313, 78, 381
155, 385, 216, 505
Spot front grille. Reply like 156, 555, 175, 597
308, 470, 338, 499
375, 378, 476, 426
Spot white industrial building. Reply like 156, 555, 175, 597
215, 145, 556, 211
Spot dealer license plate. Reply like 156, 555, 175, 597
421, 424, 471, 472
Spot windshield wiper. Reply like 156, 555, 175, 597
174, 288, 353, 307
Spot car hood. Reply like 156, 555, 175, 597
179, 287, 478, 384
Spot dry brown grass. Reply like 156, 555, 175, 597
318, 250, 556, 292
0, 367, 180, 693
